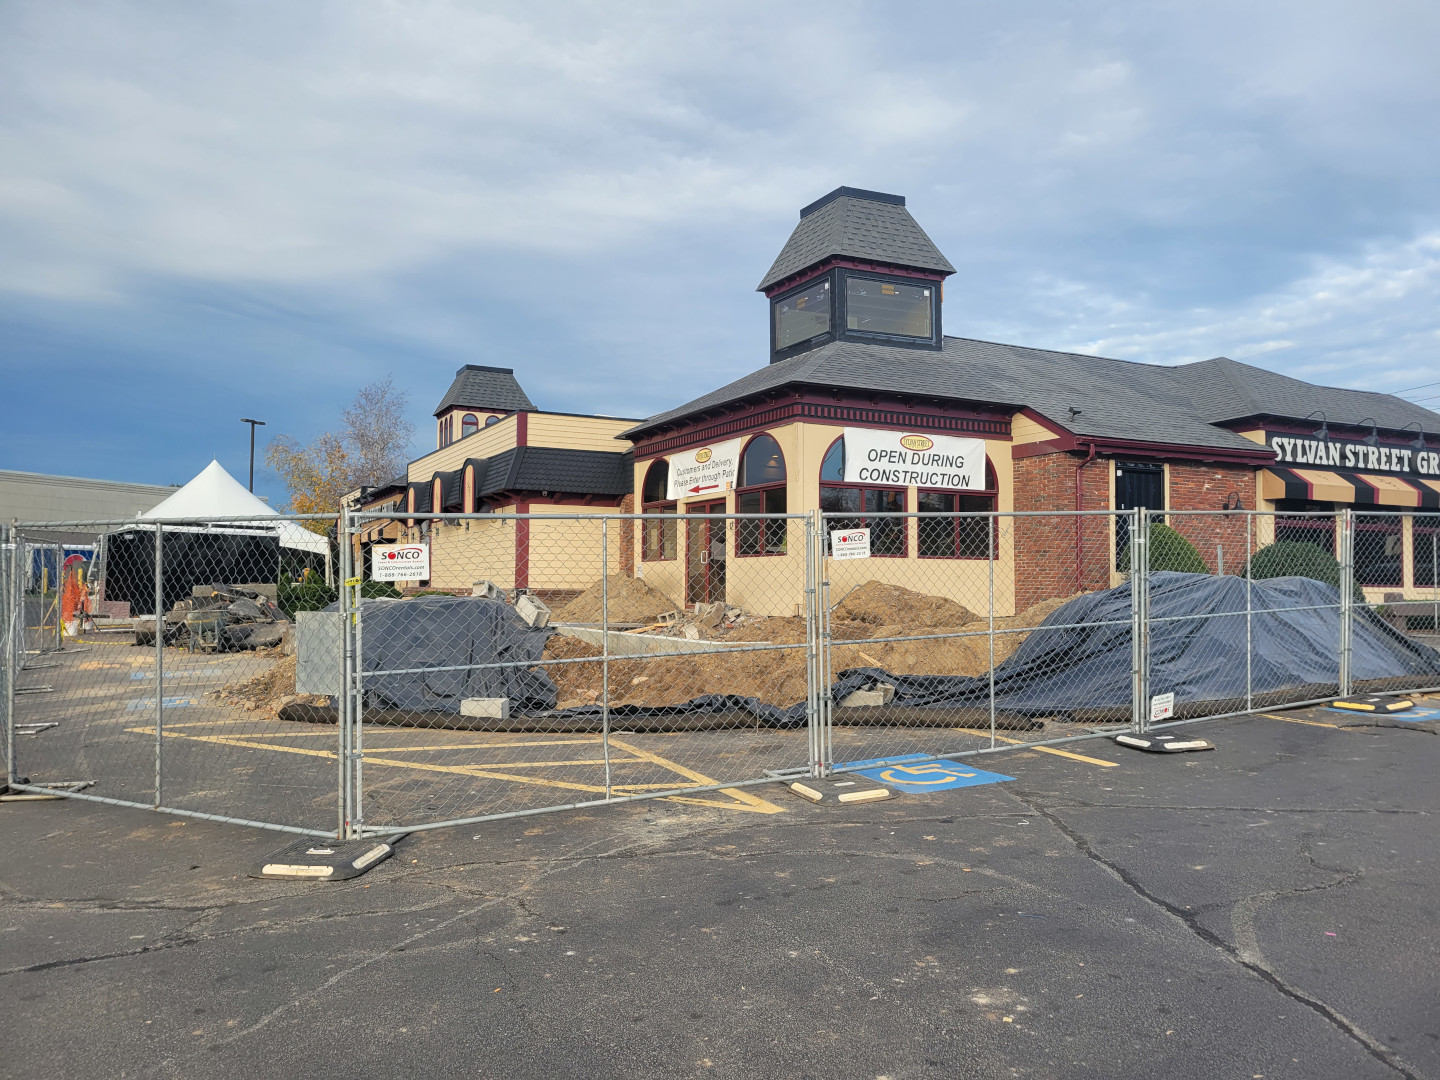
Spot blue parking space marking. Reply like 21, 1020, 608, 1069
125, 697, 200, 711
848, 758, 1015, 794
1324, 705, 1440, 722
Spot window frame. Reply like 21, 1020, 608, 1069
735, 434, 788, 557
461, 413, 479, 438
916, 459, 1000, 560
1354, 513, 1404, 588
1415, 512, 1440, 589
640, 459, 677, 562
818, 438, 908, 557
838, 269, 941, 349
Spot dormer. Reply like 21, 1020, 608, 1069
433, 364, 537, 449
757, 187, 955, 364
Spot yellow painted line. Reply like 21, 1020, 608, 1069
609, 737, 786, 814
954, 729, 1119, 767
130, 728, 783, 814
1260, 712, 1340, 729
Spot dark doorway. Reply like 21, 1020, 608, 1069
1115, 461, 1165, 568
685, 500, 727, 606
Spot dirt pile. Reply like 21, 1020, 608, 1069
542, 592, 1085, 709
211, 654, 329, 718
832, 581, 978, 627
554, 575, 682, 625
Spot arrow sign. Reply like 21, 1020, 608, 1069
688, 484, 719, 494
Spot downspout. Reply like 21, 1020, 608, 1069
1075, 440, 1097, 592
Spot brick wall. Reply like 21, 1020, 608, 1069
1165, 463, 1257, 573
1012, 452, 1112, 610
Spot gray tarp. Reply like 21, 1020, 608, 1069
324, 575, 1440, 729
342, 595, 557, 713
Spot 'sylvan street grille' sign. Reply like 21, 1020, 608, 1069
842, 429, 988, 491
372, 543, 430, 581
667, 438, 743, 500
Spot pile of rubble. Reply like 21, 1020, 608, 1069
544, 581, 1083, 710
134, 584, 289, 652
211, 654, 331, 719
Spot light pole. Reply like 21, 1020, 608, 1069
241, 418, 266, 492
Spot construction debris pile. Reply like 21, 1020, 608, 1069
554, 575, 682, 625
212, 654, 331, 718
134, 584, 289, 652
545, 581, 1075, 710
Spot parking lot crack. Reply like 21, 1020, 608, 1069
1014, 791, 1421, 1080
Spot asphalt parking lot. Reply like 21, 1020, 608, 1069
4, 699, 1439, 1080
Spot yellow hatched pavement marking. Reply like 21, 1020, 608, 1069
1260, 712, 1340, 729
954, 729, 1119, 767
125, 727, 785, 814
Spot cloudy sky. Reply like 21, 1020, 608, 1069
2, 0, 1438, 502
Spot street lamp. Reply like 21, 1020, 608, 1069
241, 418, 266, 492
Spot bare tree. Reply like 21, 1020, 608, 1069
266, 377, 416, 526
342, 376, 414, 488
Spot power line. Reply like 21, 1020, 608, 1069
1395, 379, 1440, 394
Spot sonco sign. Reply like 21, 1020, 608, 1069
372, 543, 431, 581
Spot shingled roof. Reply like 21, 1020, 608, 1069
621, 337, 1440, 453
757, 188, 956, 292
433, 364, 537, 417
1170, 356, 1440, 432
462, 448, 634, 499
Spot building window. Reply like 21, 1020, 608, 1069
736, 434, 787, 555
438, 416, 450, 447
461, 413, 479, 438
1273, 500, 1336, 557
1354, 514, 1403, 588
818, 438, 906, 555
774, 280, 831, 351
1416, 513, 1439, 589
641, 459, 676, 561
844, 276, 932, 339
484, 414, 501, 427
917, 459, 998, 559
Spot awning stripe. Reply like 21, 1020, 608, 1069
1262, 468, 1432, 508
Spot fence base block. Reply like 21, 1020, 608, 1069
251, 837, 399, 881
1114, 733, 1215, 753
788, 777, 897, 805
1329, 695, 1414, 714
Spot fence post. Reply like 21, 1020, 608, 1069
987, 510, 996, 748
814, 509, 833, 777
1130, 508, 1150, 733
153, 522, 164, 808
338, 509, 353, 840
601, 516, 611, 801
1338, 508, 1353, 698
54, 542, 62, 653
1245, 511, 1253, 714
3, 525, 15, 789
804, 512, 819, 777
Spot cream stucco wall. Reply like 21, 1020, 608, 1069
633, 420, 1019, 617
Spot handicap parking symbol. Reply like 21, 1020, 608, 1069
851, 758, 1014, 794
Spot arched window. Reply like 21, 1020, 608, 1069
484, 414, 501, 427
818, 437, 906, 555
641, 459, 676, 561
461, 413, 479, 438
736, 434, 787, 555
918, 458, 999, 559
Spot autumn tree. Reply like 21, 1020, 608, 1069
266, 377, 415, 530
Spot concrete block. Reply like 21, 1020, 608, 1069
471, 580, 504, 600
460, 697, 510, 719
295, 610, 342, 696
516, 593, 551, 629
839, 684, 896, 708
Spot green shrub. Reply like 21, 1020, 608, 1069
277, 577, 401, 618
1242, 541, 1364, 600
1118, 522, 1210, 574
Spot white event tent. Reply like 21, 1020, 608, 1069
139, 460, 331, 575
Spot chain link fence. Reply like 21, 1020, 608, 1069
4, 507, 1439, 839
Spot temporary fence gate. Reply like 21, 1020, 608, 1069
4, 509, 1439, 839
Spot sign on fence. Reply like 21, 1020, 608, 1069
1151, 692, 1175, 722
830, 528, 871, 560
372, 543, 431, 581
